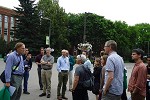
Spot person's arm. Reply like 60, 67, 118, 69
57, 58, 61, 72
72, 75, 79, 91
133, 65, 147, 94
46, 57, 54, 67
35, 56, 41, 65
5, 55, 14, 87
103, 71, 114, 95
100, 67, 105, 89
41, 56, 47, 65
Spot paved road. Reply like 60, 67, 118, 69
0, 60, 135, 100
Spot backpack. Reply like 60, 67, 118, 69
81, 65, 94, 91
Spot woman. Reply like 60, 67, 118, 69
92, 58, 102, 100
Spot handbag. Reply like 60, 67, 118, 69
0, 58, 21, 83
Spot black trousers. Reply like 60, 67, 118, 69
37, 67, 43, 89
146, 82, 150, 100
72, 88, 89, 100
121, 89, 127, 100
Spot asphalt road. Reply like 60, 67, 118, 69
0, 60, 135, 100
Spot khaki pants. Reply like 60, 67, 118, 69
69, 70, 73, 89
131, 93, 145, 100
41, 69, 52, 94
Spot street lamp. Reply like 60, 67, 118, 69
83, 12, 92, 43
41, 17, 51, 47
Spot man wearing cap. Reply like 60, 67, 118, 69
57, 50, 70, 100
128, 48, 147, 100
39, 48, 54, 98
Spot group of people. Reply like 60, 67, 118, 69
2, 40, 150, 100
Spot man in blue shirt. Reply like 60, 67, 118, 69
102, 40, 124, 100
5, 42, 25, 100
57, 50, 70, 100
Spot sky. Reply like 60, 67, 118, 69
0, 0, 150, 26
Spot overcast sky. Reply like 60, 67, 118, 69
0, 0, 150, 26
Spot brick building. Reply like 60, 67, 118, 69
0, 6, 16, 43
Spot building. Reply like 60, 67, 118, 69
0, 6, 16, 43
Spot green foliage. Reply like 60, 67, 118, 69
13, 0, 42, 54
11, 0, 149, 59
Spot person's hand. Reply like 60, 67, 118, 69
103, 89, 107, 95
70, 89, 75, 92
5, 82, 10, 87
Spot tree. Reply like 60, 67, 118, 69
38, 0, 70, 55
13, 0, 41, 53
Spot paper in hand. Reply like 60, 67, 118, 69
9, 86, 16, 96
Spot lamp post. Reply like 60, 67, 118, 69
145, 41, 150, 55
83, 12, 92, 43
41, 17, 51, 47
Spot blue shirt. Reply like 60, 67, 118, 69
104, 51, 124, 95
5, 51, 24, 82
57, 56, 70, 72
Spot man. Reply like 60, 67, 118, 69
128, 48, 147, 100
71, 54, 89, 100
23, 51, 32, 94
82, 52, 92, 73
147, 55, 150, 100
22, 48, 29, 60
66, 50, 75, 91
57, 50, 70, 100
39, 48, 54, 98
35, 47, 44, 90
5, 42, 25, 100
102, 40, 124, 100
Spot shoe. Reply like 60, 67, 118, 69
40, 88, 43, 90
39, 93, 46, 97
23, 91, 30, 94
62, 96, 68, 100
47, 94, 50, 98
57, 96, 62, 100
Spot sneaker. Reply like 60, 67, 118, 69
39, 93, 46, 97
23, 91, 30, 94
47, 94, 50, 98
62, 96, 68, 100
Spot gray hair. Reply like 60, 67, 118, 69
46, 48, 51, 51
76, 54, 87, 63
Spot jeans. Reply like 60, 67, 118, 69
23, 70, 29, 92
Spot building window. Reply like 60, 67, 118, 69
4, 28, 8, 35
5, 16, 8, 23
11, 17, 14, 24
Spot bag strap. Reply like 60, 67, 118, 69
12, 56, 21, 72
81, 65, 92, 76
